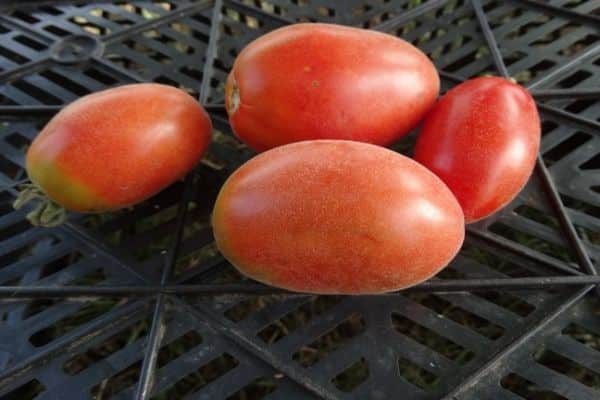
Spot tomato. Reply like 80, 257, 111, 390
19, 83, 212, 226
414, 76, 541, 223
212, 140, 464, 294
225, 23, 439, 152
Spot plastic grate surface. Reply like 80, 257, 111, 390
0, 1, 598, 399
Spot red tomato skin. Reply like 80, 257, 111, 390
225, 23, 440, 152
212, 140, 464, 294
414, 77, 540, 223
26, 83, 212, 212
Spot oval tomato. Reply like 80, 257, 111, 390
225, 23, 439, 151
414, 76, 540, 223
212, 140, 464, 294
21, 83, 212, 225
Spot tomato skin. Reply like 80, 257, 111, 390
225, 23, 439, 152
26, 83, 212, 212
212, 140, 464, 294
414, 77, 540, 223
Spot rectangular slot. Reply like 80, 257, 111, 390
535, 349, 600, 388
39, 251, 82, 279
563, 323, 600, 351
473, 290, 535, 317
225, 295, 283, 322
392, 313, 474, 365
406, 293, 505, 340
151, 353, 239, 399
332, 358, 369, 392
258, 296, 343, 344
13, 35, 47, 51
543, 132, 592, 165
29, 298, 121, 347
3, 379, 45, 400
63, 316, 152, 375
157, 330, 203, 368
398, 356, 438, 390
225, 376, 278, 400
501, 373, 567, 400
294, 313, 365, 367
489, 222, 573, 263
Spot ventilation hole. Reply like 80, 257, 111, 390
405, 293, 505, 340
63, 316, 151, 375
153, 75, 180, 87
2, 379, 45, 400
557, 70, 593, 88
561, 194, 600, 219
332, 358, 369, 392
443, 50, 482, 73
541, 120, 559, 135
0, 45, 29, 65
566, 99, 596, 114
475, 290, 535, 317
0, 218, 32, 242
559, 34, 599, 57
83, 67, 118, 85
392, 313, 474, 365
501, 373, 567, 400
67, 268, 106, 286
179, 66, 203, 81
38, 6, 63, 15
23, 299, 59, 319
150, 353, 239, 399
0, 24, 9, 34
5, 133, 29, 150
535, 349, 600, 388
13, 36, 47, 52
514, 205, 561, 230
489, 222, 572, 263
10, 11, 40, 24
226, 376, 278, 400
90, 360, 142, 398
0, 242, 38, 269
39, 252, 83, 280
563, 323, 600, 351
530, 59, 558, 75
157, 330, 203, 368
461, 243, 534, 278
68, 16, 108, 35
258, 296, 343, 344
175, 242, 219, 275
294, 313, 366, 367
580, 154, 600, 170
503, 50, 527, 67
39, 70, 91, 97
544, 131, 592, 165
225, 295, 284, 322
398, 357, 438, 390
105, 53, 148, 74
44, 25, 71, 37
29, 298, 121, 347
0, 191, 14, 215
11, 80, 63, 105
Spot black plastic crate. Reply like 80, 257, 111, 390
0, 1, 598, 399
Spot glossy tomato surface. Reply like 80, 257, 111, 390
213, 140, 464, 294
225, 23, 439, 151
26, 83, 212, 212
414, 77, 540, 223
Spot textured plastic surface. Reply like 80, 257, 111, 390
0, 1, 598, 399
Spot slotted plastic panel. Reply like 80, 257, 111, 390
0, 1, 598, 399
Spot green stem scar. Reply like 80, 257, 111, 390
13, 183, 68, 227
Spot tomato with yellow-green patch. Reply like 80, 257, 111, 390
26, 83, 212, 213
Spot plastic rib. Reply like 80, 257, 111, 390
0, 275, 599, 298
